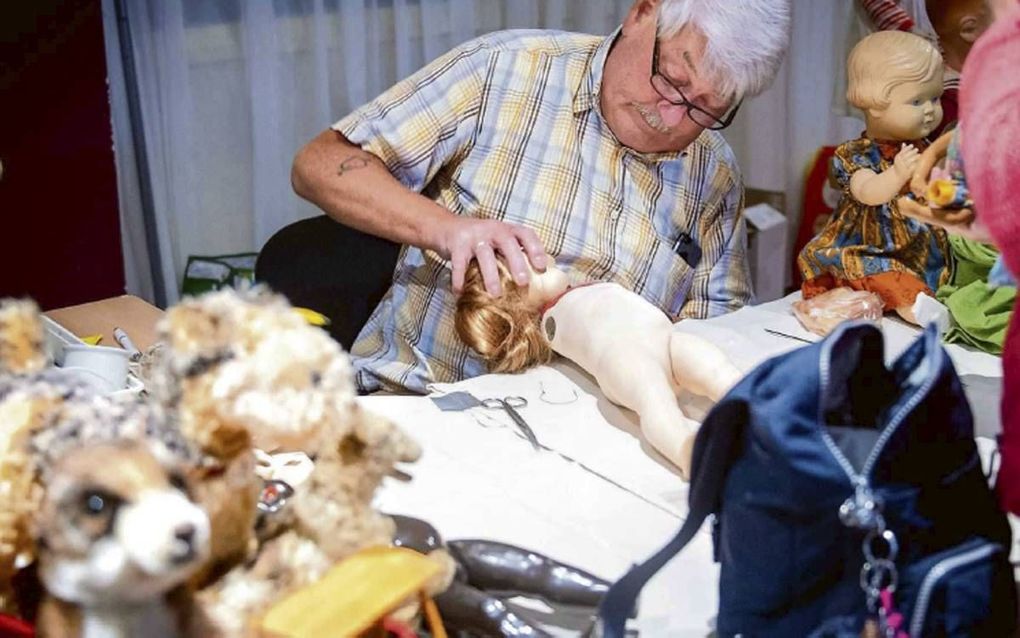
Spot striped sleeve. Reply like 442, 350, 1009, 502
333, 38, 490, 193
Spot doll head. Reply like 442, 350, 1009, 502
455, 258, 568, 373
925, 0, 992, 70
847, 30, 945, 140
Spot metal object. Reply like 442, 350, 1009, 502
258, 479, 295, 514
431, 391, 542, 451
764, 328, 815, 344
481, 396, 540, 451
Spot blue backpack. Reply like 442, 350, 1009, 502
597, 322, 1016, 637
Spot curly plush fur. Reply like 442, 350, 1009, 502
0, 300, 49, 375
0, 301, 95, 613
1, 289, 421, 634
150, 288, 420, 636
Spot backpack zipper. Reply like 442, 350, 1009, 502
816, 326, 943, 494
907, 542, 1001, 637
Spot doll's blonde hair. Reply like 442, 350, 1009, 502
846, 30, 943, 110
454, 260, 553, 374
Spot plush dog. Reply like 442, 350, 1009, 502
0, 299, 208, 620
33, 441, 211, 638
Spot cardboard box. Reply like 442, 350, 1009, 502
44, 295, 163, 350
744, 203, 789, 303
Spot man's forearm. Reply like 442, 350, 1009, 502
291, 129, 453, 252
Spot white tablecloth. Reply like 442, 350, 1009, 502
364, 293, 1007, 637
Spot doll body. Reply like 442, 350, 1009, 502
455, 260, 742, 477
798, 30, 951, 325
543, 283, 741, 476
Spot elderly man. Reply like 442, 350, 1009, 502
291, 0, 791, 393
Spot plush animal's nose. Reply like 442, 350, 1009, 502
170, 523, 197, 563
175, 523, 195, 546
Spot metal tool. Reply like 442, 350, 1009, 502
480, 396, 540, 451
763, 328, 815, 344
430, 391, 541, 451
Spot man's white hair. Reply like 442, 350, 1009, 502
657, 0, 791, 101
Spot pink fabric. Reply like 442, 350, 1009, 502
960, 7, 1020, 515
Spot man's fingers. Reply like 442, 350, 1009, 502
450, 252, 467, 294
496, 236, 531, 287
513, 226, 548, 271
474, 242, 503, 297
910, 175, 927, 197
939, 208, 975, 224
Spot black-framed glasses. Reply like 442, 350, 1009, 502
650, 35, 741, 131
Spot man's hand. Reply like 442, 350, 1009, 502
896, 195, 991, 242
892, 144, 920, 181
436, 217, 548, 297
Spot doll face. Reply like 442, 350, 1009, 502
525, 258, 569, 307
870, 75, 944, 140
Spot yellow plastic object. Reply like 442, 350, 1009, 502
261, 546, 446, 638
293, 307, 331, 327
926, 178, 958, 208
81, 335, 103, 346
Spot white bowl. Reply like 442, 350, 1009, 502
61, 344, 131, 391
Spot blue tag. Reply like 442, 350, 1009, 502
672, 232, 702, 269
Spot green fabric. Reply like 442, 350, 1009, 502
936, 236, 1015, 354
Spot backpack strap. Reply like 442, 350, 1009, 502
594, 401, 747, 637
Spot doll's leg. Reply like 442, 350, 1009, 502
635, 389, 700, 479
896, 293, 950, 332
894, 304, 918, 324
668, 332, 743, 402
446, 539, 611, 608
592, 352, 698, 474
435, 581, 553, 638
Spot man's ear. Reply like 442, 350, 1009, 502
622, 0, 660, 35
867, 106, 885, 120
958, 15, 982, 43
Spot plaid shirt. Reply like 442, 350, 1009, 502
334, 29, 751, 394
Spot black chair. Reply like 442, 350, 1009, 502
255, 216, 400, 350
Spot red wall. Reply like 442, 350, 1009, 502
0, 0, 125, 310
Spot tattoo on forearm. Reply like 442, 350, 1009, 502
337, 156, 369, 176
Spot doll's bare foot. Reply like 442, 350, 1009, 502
894, 304, 918, 324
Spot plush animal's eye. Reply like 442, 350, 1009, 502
84, 492, 108, 515
79, 488, 119, 517
168, 472, 188, 494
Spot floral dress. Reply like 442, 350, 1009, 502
798, 137, 951, 309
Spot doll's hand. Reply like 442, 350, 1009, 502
893, 144, 920, 181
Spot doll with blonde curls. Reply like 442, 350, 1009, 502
455, 258, 742, 479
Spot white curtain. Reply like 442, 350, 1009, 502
104, 0, 865, 306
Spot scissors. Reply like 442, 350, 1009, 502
480, 396, 541, 451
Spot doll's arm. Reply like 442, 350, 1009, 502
910, 131, 953, 198
668, 332, 742, 402
849, 145, 920, 205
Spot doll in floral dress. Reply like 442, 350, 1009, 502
798, 30, 951, 325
